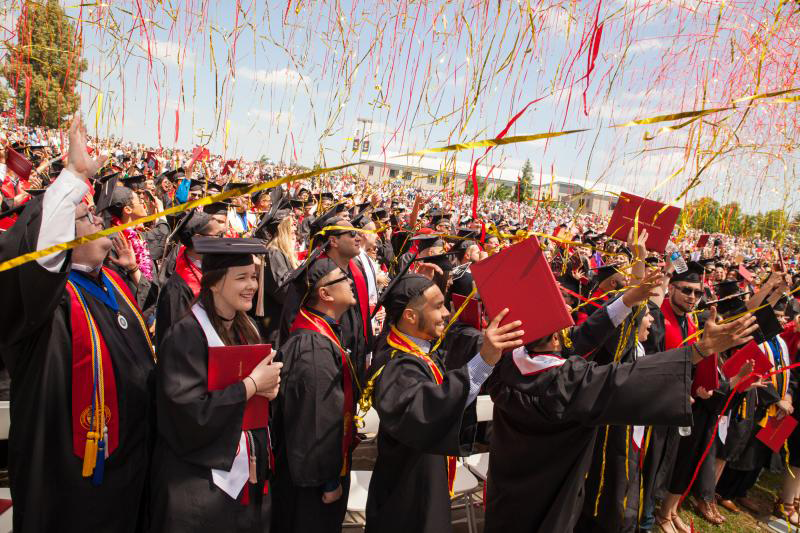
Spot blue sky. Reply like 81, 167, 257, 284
6, 0, 798, 214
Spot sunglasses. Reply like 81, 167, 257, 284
320, 275, 351, 288
334, 230, 358, 238
676, 286, 704, 298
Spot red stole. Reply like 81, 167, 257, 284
65, 267, 151, 471
174, 246, 202, 297
349, 259, 370, 338
661, 299, 697, 350
386, 326, 456, 496
290, 309, 356, 475
590, 288, 610, 305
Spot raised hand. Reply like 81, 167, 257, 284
695, 308, 758, 356
65, 114, 108, 182
479, 308, 524, 366
621, 268, 664, 307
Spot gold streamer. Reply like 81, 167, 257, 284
398, 129, 589, 157
0, 163, 357, 272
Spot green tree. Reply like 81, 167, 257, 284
464, 176, 488, 196
1, 0, 87, 127
517, 158, 534, 203
489, 184, 513, 201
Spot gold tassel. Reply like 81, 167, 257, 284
255, 259, 265, 317
82, 431, 98, 477
622, 426, 630, 516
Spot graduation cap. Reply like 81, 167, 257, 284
251, 188, 271, 205
168, 209, 213, 248
753, 304, 783, 344
203, 201, 231, 216
284, 250, 342, 304
557, 275, 582, 298
351, 204, 375, 229
253, 188, 291, 239
428, 208, 452, 226
163, 168, 185, 183
413, 251, 457, 272
192, 236, 267, 272
6, 147, 32, 180
224, 181, 251, 192
644, 256, 662, 268
372, 207, 389, 221
189, 178, 206, 191
593, 264, 623, 284
316, 192, 334, 202
411, 231, 444, 253
715, 280, 741, 299
380, 273, 435, 325
289, 198, 307, 209
93, 173, 122, 214
457, 227, 481, 240
121, 175, 147, 192
670, 261, 705, 283
309, 205, 349, 240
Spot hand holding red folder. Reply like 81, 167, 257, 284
722, 340, 772, 390
605, 192, 681, 253
208, 344, 273, 430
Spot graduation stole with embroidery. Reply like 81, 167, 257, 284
65, 267, 154, 485
290, 308, 358, 475
386, 325, 457, 497
760, 338, 790, 427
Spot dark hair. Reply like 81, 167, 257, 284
107, 188, 135, 219
198, 268, 261, 346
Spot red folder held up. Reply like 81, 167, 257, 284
470, 236, 574, 346
450, 293, 485, 330
605, 192, 681, 253
722, 340, 772, 390
208, 344, 272, 430
757, 415, 798, 453
696, 234, 710, 249
691, 353, 719, 397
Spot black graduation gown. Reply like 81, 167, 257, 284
154, 272, 194, 344
271, 324, 355, 532
150, 313, 271, 533
442, 320, 482, 371
365, 346, 476, 533
0, 198, 156, 533
484, 346, 693, 533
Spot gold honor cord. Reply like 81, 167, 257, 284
0, 163, 357, 273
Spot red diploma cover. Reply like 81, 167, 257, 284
696, 234, 710, 249
757, 415, 798, 453
605, 192, 681, 253
470, 236, 574, 345
450, 293, 485, 330
691, 353, 719, 396
208, 344, 271, 430
738, 264, 754, 283
722, 340, 772, 390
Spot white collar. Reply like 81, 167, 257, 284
405, 333, 432, 354
71, 262, 102, 274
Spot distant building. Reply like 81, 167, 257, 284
355, 154, 623, 215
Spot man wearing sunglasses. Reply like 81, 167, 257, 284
663, 260, 706, 350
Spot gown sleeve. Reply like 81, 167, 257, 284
374, 354, 472, 456
276, 332, 345, 487
156, 316, 247, 470
491, 347, 693, 428
565, 298, 621, 357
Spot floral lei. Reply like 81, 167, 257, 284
112, 216, 153, 281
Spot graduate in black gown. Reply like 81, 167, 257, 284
272, 254, 359, 532
365, 274, 525, 533
151, 237, 282, 533
483, 269, 759, 533
0, 116, 156, 533
154, 209, 226, 342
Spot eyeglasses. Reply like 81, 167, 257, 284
76, 210, 99, 225
334, 230, 358, 238
677, 286, 705, 298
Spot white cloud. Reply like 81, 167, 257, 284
238, 67, 302, 85
625, 39, 669, 54
141, 38, 193, 67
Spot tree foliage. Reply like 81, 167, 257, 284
680, 196, 797, 241
1, 0, 87, 127
516, 158, 534, 203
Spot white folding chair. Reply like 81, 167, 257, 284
452, 463, 480, 533
343, 470, 372, 528
475, 395, 493, 422
0, 402, 9, 440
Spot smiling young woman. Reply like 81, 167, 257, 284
151, 237, 282, 533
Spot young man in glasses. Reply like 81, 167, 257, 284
272, 255, 359, 532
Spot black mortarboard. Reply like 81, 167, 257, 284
413, 251, 457, 272
283, 248, 342, 303
753, 304, 782, 344
351, 204, 374, 229
93, 173, 121, 213
316, 192, 334, 201
290, 198, 307, 209
593, 264, 622, 284
450, 265, 474, 298
121, 174, 147, 191
381, 273, 436, 325
372, 207, 388, 221
558, 275, 581, 295
670, 261, 704, 283
715, 280, 740, 299
428, 208, 451, 225
224, 181, 251, 192
457, 227, 481, 240
193, 236, 267, 272
309, 205, 350, 240
644, 256, 661, 267
169, 209, 213, 247
189, 178, 206, 191
253, 188, 291, 239
203, 201, 231, 215
163, 168, 185, 183
411, 233, 444, 252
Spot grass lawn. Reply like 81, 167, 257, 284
677, 470, 783, 532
